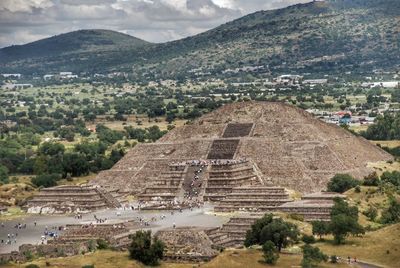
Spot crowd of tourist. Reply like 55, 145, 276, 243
169, 158, 248, 168
183, 166, 204, 201
0, 221, 64, 247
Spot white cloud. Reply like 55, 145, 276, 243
0, 0, 311, 48
0, 0, 53, 13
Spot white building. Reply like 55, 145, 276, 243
1, 73, 21, 79
1, 83, 33, 90
43, 74, 55, 80
303, 79, 328, 85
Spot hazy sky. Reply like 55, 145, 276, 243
0, 0, 310, 48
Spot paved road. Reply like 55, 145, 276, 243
0, 204, 228, 253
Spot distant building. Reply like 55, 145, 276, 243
1, 73, 21, 78
303, 79, 328, 85
43, 74, 55, 80
275, 75, 303, 85
1, 83, 33, 90
59, 72, 72, 76
59, 72, 78, 79
361, 81, 399, 88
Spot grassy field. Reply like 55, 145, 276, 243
0, 206, 27, 221
316, 223, 400, 268
344, 186, 398, 228
371, 140, 400, 148
367, 161, 400, 176
5, 248, 351, 268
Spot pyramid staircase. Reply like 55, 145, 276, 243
214, 186, 291, 212
203, 161, 262, 202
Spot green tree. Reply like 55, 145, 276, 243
380, 197, 400, 224
311, 221, 330, 239
31, 173, 60, 187
0, 164, 9, 184
301, 235, 316, 244
301, 244, 328, 268
244, 214, 299, 252
58, 127, 76, 142
327, 174, 360, 193
128, 230, 164, 266
38, 142, 65, 156
62, 153, 90, 177
262, 240, 279, 265
380, 171, 400, 187
124, 126, 146, 142
363, 206, 378, 221
361, 112, 400, 140
146, 126, 167, 142
330, 197, 364, 244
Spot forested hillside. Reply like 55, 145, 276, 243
0, 0, 399, 76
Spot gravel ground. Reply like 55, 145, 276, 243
0, 203, 228, 253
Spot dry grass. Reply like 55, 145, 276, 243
316, 223, 400, 268
0, 178, 37, 207
367, 161, 400, 176
57, 173, 98, 186
344, 186, 397, 228
371, 140, 400, 149
0, 206, 27, 221
349, 124, 369, 133
4, 249, 349, 268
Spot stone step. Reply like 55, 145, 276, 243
224, 193, 289, 199
28, 197, 106, 202
214, 205, 279, 212
230, 187, 286, 194
144, 187, 179, 194
209, 166, 253, 174
216, 237, 244, 248
138, 193, 177, 201
210, 162, 250, 171
34, 193, 99, 196
27, 199, 108, 205
208, 176, 257, 186
208, 233, 229, 243
217, 199, 291, 206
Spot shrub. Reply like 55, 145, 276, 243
380, 197, 400, 224
330, 197, 364, 244
96, 239, 109, 250
311, 221, 330, 239
0, 164, 9, 184
381, 171, 400, 187
363, 207, 378, 221
23, 251, 34, 261
244, 214, 299, 252
301, 235, 316, 244
301, 244, 328, 268
262, 240, 279, 265
128, 230, 165, 266
327, 174, 360, 193
355, 185, 361, 193
289, 213, 304, 221
82, 265, 95, 268
31, 173, 60, 187
25, 265, 39, 268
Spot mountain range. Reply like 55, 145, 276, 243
0, 0, 399, 77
